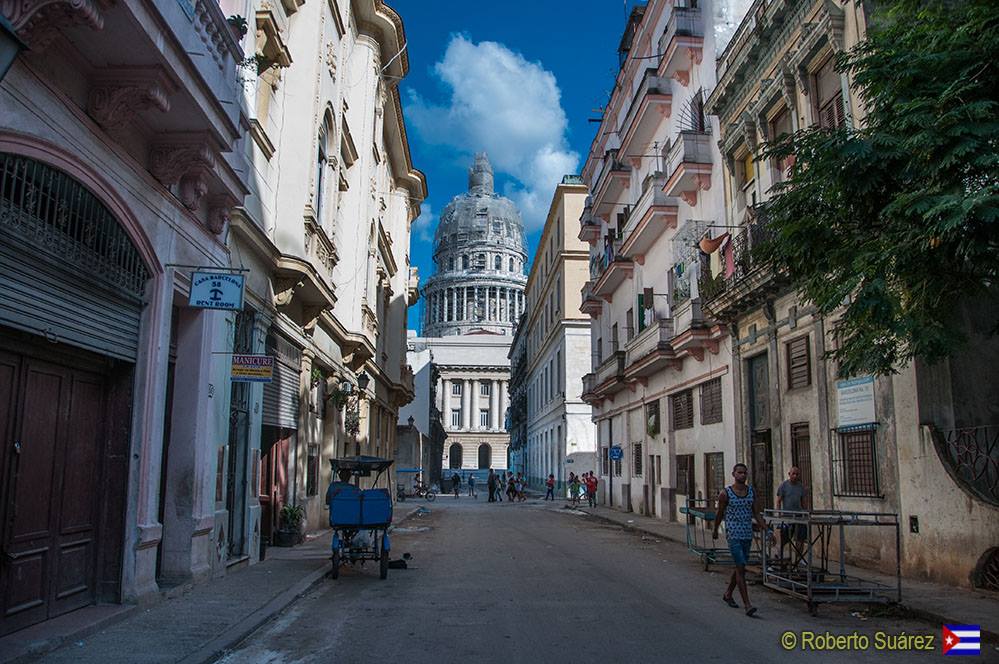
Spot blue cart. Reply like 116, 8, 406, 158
327, 456, 394, 580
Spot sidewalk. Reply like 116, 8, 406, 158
1, 507, 420, 664
577, 504, 999, 642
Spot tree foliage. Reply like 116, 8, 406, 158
758, 0, 999, 377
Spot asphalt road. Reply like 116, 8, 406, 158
216, 497, 994, 664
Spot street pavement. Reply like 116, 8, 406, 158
217, 497, 995, 664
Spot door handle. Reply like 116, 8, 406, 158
12, 440, 20, 454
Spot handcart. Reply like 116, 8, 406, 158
327, 456, 394, 580
762, 509, 901, 615
680, 497, 762, 570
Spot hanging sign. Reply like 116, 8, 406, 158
189, 272, 245, 311
231, 354, 274, 383
609, 445, 624, 461
836, 375, 876, 428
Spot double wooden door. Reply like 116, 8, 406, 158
0, 342, 122, 635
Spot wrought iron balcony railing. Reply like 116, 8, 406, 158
930, 424, 999, 506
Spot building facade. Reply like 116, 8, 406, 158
517, 177, 595, 492
421, 153, 527, 337
702, 0, 999, 588
580, 0, 735, 519
0, 0, 424, 637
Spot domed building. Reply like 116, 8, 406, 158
422, 153, 527, 336
400, 154, 526, 486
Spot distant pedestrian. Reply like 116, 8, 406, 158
487, 469, 497, 503
497, 472, 505, 502
515, 473, 526, 501
776, 466, 808, 558
451, 472, 461, 499
468, 473, 477, 499
568, 473, 581, 506
507, 474, 516, 501
712, 463, 771, 617
545, 474, 555, 501
584, 472, 598, 507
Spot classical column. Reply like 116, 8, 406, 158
453, 288, 458, 322
462, 378, 471, 430
442, 378, 452, 429
470, 378, 480, 430
461, 286, 466, 320
491, 379, 500, 430
499, 380, 508, 428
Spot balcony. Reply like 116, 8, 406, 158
618, 69, 673, 164
591, 239, 634, 301
624, 318, 678, 380
594, 350, 627, 396
580, 281, 603, 317
619, 173, 680, 263
407, 266, 420, 306
592, 149, 631, 217
581, 372, 597, 404
578, 196, 601, 245
657, 7, 705, 87
663, 131, 713, 206
700, 205, 781, 320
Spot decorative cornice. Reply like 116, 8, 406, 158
149, 133, 217, 211
87, 67, 174, 131
3, 0, 112, 49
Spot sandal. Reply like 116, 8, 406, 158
745, 607, 758, 617
723, 595, 738, 608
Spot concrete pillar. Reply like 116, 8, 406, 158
499, 380, 508, 429
471, 378, 480, 430
443, 378, 452, 429
490, 379, 500, 430
462, 378, 471, 430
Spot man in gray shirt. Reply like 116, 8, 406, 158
776, 466, 809, 556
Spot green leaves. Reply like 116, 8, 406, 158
757, 0, 999, 377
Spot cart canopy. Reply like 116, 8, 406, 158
329, 456, 394, 476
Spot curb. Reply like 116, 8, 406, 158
180, 561, 330, 664
578, 508, 999, 644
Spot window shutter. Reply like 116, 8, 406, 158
786, 335, 811, 389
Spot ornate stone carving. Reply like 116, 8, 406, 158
3, 0, 111, 49
324, 41, 338, 79
207, 194, 237, 235
88, 67, 173, 131
149, 135, 217, 211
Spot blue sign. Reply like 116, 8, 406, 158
189, 272, 245, 311
609, 445, 624, 461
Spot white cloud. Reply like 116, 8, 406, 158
412, 202, 435, 242
407, 35, 580, 230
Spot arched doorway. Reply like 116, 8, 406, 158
0, 152, 150, 635
449, 443, 463, 469
478, 443, 492, 469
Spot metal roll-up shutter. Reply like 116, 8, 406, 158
0, 153, 149, 360
262, 331, 301, 429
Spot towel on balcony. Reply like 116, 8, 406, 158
723, 235, 735, 278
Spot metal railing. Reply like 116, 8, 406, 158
658, 7, 703, 56
698, 204, 772, 301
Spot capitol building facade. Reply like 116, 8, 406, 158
422, 153, 527, 336
401, 154, 525, 483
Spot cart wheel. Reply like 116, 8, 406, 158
331, 550, 341, 579
426, 491, 436, 502
379, 547, 388, 580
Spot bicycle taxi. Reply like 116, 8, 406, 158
326, 456, 394, 580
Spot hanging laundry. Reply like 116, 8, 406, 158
724, 236, 736, 278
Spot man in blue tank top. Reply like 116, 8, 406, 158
712, 462, 771, 617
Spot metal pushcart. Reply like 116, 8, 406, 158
680, 497, 762, 570
327, 456, 394, 580
762, 509, 901, 614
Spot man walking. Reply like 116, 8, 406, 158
712, 463, 770, 617
467, 473, 477, 499
776, 466, 808, 559
451, 471, 461, 499
544, 474, 555, 501
584, 472, 598, 507
487, 469, 497, 503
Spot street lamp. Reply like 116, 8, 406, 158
0, 15, 26, 83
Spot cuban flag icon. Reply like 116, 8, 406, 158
942, 625, 981, 656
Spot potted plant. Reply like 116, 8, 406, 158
274, 504, 305, 546
227, 14, 248, 39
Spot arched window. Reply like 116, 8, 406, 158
478, 443, 492, 469
449, 443, 463, 469
509, 257, 516, 272
462, 255, 469, 270
315, 124, 328, 223
494, 255, 502, 270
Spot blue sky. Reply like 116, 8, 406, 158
395, 0, 642, 330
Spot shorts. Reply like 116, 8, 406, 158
728, 538, 753, 567
780, 522, 808, 541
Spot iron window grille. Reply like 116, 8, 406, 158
699, 378, 723, 424
834, 425, 881, 497
601, 447, 609, 476
790, 422, 813, 493
633, 443, 643, 476
306, 444, 319, 496
646, 400, 661, 436
671, 389, 694, 430
676, 454, 695, 496
705, 452, 725, 509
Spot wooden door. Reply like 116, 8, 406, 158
259, 429, 291, 542
1, 354, 106, 635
